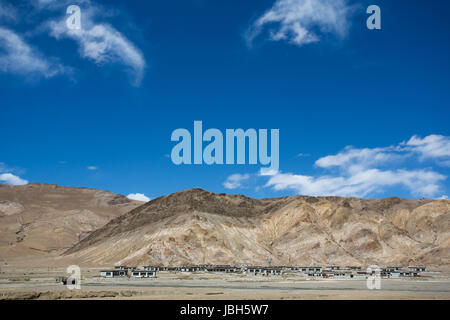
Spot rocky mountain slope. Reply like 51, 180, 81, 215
65, 188, 450, 267
0, 183, 143, 261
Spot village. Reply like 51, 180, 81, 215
98, 265, 428, 280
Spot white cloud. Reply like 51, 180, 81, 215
1, 0, 144, 83
263, 135, 450, 198
313, 135, 450, 173
87, 166, 98, 170
315, 146, 400, 169
0, 173, 28, 186
0, 27, 68, 78
439, 195, 448, 200
223, 174, 250, 189
247, 0, 353, 47
265, 169, 445, 198
127, 193, 150, 202
403, 135, 450, 161
230, 134, 449, 198
48, 5, 146, 86
0, 163, 28, 186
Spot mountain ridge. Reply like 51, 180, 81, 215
62, 187, 449, 267
2, 183, 448, 267
0, 182, 143, 261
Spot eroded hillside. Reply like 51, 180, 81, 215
64, 188, 450, 267
0, 183, 143, 260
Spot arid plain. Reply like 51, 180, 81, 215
1, 265, 450, 300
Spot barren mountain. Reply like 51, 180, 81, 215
0, 183, 143, 261
65, 188, 450, 267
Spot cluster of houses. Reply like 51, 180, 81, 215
99, 265, 428, 279
100, 266, 157, 279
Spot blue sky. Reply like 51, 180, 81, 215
1, 0, 449, 201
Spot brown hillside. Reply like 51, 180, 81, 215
64, 188, 450, 267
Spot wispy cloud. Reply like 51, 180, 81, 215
226, 134, 449, 198
266, 135, 450, 198
0, 27, 68, 78
0, 0, 145, 84
247, 0, 354, 47
47, 3, 146, 86
296, 153, 310, 157
0, 1, 17, 22
314, 145, 405, 174
223, 174, 250, 189
403, 135, 450, 162
87, 166, 98, 171
127, 193, 150, 202
34, 0, 91, 10
265, 169, 445, 198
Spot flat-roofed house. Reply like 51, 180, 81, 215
131, 271, 156, 278
306, 272, 323, 278
181, 266, 201, 272
142, 266, 160, 272
384, 266, 402, 272
354, 272, 369, 279
246, 267, 283, 276
268, 268, 283, 276
297, 267, 322, 273
324, 266, 340, 271
162, 266, 179, 271
205, 266, 225, 272
408, 266, 426, 272
114, 266, 136, 271
205, 265, 236, 273
247, 267, 267, 276
381, 271, 400, 278
346, 266, 362, 271
334, 271, 353, 278
225, 267, 238, 273
399, 272, 418, 277
100, 270, 127, 278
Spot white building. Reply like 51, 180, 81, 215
142, 266, 160, 271
297, 267, 322, 273
408, 267, 426, 272
100, 270, 127, 278
131, 271, 156, 278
